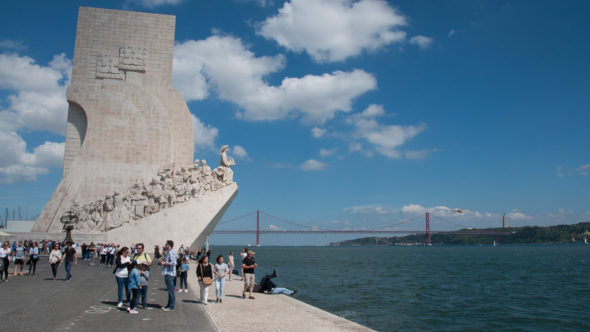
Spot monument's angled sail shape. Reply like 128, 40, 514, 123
32, 7, 238, 250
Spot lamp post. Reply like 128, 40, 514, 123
60, 210, 79, 244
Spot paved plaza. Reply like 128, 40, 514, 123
0, 257, 216, 331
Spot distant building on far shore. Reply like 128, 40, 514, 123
503, 213, 509, 228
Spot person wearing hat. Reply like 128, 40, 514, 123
132, 243, 152, 309
241, 250, 257, 299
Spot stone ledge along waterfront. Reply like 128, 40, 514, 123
0, 254, 373, 332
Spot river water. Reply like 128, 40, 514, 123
213, 245, 590, 331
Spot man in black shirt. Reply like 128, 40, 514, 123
241, 250, 257, 299
63, 242, 77, 282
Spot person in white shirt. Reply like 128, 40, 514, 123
0, 241, 11, 282
114, 247, 131, 308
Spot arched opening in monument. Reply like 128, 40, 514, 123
63, 102, 88, 176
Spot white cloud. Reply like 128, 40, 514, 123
400, 204, 501, 220
191, 114, 219, 151
0, 130, 64, 183
448, 29, 456, 37
409, 35, 434, 49
0, 52, 70, 183
258, 0, 407, 62
508, 210, 532, 221
267, 224, 285, 231
232, 145, 249, 160
577, 164, 590, 176
345, 204, 395, 215
319, 148, 338, 157
300, 159, 327, 171
174, 36, 376, 124
349, 142, 363, 152
126, 0, 185, 8
311, 127, 326, 138
348, 104, 425, 158
557, 164, 590, 177
404, 148, 436, 159
0, 39, 27, 51
0, 53, 71, 134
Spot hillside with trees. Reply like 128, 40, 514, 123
330, 222, 590, 246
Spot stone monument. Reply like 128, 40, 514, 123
31, 7, 238, 250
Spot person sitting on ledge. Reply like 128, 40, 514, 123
254, 269, 297, 296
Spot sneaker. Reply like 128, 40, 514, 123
19, 272, 23, 276
129, 309, 138, 314
126, 307, 130, 312
202, 301, 207, 305
291, 290, 298, 296
184, 289, 188, 293
117, 302, 124, 308
65, 278, 71, 283
161, 307, 173, 311
220, 299, 222, 303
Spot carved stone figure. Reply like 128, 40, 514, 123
201, 160, 213, 192
214, 145, 235, 185
130, 182, 148, 219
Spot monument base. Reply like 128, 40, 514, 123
104, 182, 238, 251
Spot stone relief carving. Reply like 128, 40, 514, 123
96, 54, 124, 80
72, 145, 236, 233
96, 45, 148, 79
119, 46, 147, 72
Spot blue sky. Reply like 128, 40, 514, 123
0, 0, 589, 244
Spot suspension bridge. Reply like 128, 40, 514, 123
212, 210, 511, 246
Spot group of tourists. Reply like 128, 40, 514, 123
0, 237, 298, 316
0, 239, 77, 282
112, 242, 152, 314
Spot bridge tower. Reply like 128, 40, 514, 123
256, 210, 260, 246
425, 212, 431, 245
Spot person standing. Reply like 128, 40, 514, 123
159, 240, 177, 311
239, 248, 247, 280
227, 251, 234, 281
107, 244, 116, 267
127, 261, 140, 314
0, 241, 11, 282
241, 250, 257, 299
49, 243, 62, 280
197, 256, 213, 305
114, 247, 131, 308
88, 242, 96, 265
13, 241, 27, 276
179, 257, 189, 293
27, 242, 40, 275
132, 243, 152, 309
62, 241, 77, 282
213, 255, 229, 303
100, 245, 108, 265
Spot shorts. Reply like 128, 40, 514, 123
244, 273, 255, 287
15, 259, 24, 266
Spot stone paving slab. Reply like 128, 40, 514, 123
187, 262, 373, 332
0, 257, 216, 332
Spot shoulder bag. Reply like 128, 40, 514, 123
200, 264, 213, 286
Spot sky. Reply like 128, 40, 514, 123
0, 0, 589, 245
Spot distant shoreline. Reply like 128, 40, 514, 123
329, 222, 590, 246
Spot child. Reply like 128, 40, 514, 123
179, 257, 189, 293
127, 261, 140, 314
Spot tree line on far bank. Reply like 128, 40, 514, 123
330, 222, 590, 246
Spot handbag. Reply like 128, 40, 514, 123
200, 264, 213, 286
